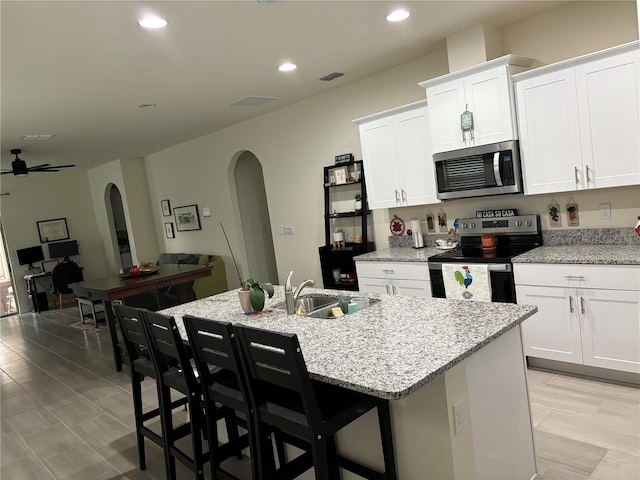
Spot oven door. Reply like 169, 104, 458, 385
429, 262, 516, 303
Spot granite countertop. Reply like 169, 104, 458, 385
512, 245, 640, 265
161, 286, 537, 400
354, 247, 442, 262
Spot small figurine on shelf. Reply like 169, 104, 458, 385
332, 231, 346, 250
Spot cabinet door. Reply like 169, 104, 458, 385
392, 279, 432, 297
515, 69, 583, 194
358, 277, 392, 295
394, 107, 439, 206
579, 288, 640, 374
576, 50, 640, 189
426, 79, 466, 153
464, 66, 515, 146
517, 285, 583, 364
359, 119, 400, 209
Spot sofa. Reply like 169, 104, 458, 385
126, 253, 228, 311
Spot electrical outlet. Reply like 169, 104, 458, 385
279, 225, 294, 235
452, 400, 466, 434
599, 203, 612, 220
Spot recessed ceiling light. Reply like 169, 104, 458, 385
138, 104, 157, 109
278, 63, 297, 72
386, 9, 410, 22
138, 16, 168, 29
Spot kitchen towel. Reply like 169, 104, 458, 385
442, 264, 492, 302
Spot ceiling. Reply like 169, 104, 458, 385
1, 1, 570, 173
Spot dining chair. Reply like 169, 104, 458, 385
142, 310, 246, 480
183, 315, 292, 480
113, 304, 188, 472
235, 324, 397, 480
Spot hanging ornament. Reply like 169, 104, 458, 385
389, 215, 405, 236
548, 199, 562, 227
566, 198, 579, 226
426, 209, 436, 233
460, 104, 474, 144
438, 208, 448, 233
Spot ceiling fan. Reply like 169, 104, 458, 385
1, 149, 75, 176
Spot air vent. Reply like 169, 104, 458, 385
319, 72, 344, 82
230, 96, 277, 107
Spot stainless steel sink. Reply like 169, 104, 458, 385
273, 294, 339, 312
305, 298, 380, 319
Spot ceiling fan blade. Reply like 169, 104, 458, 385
28, 163, 51, 169
30, 169, 61, 173
1, 171, 14, 175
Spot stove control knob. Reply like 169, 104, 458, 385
470, 222, 476, 228
515, 220, 523, 227
525, 220, 532, 227
462, 223, 468, 229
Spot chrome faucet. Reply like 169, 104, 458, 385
284, 270, 315, 315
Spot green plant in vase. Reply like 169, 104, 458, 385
240, 278, 274, 312
354, 193, 362, 214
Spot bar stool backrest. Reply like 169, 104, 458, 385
235, 325, 323, 430
142, 311, 197, 386
113, 304, 150, 369
183, 316, 248, 410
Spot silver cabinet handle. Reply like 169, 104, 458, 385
395, 190, 400, 204
386, 284, 391, 295
569, 295, 574, 313
574, 166, 580, 185
392, 285, 397, 295
563, 275, 584, 280
580, 297, 586, 315
585, 165, 592, 184
382, 269, 395, 274
401, 189, 407, 204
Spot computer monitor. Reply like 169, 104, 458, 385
17, 245, 45, 267
48, 240, 79, 259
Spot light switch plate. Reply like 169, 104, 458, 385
202, 207, 211, 217
279, 225, 294, 235
598, 203, 611, 220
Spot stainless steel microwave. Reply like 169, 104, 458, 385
433, 140, 523, 200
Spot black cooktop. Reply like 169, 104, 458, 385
429, 244, 537, 264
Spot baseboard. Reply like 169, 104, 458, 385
527, 357, 640, 387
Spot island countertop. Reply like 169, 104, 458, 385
161, 287, 537, 400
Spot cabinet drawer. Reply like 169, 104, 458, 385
514, 263, 640, 291
356, 261, 429, 281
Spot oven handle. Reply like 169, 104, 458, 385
493, 152, 503, 187
428, 262, 511, 272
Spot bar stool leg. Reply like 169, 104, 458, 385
377, 400, 397, 480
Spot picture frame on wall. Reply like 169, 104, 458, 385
37, 218, 70, 243
165, 222, 175, 238
174, 204, 201, 231
161, 199, 171, 216
332, 166, 349, 185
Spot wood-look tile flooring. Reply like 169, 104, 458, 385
1, 308, 639, 479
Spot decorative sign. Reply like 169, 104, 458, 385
389, 215, 405, 236
476, 209, 518, 219
438, 208, 447, 233
566, 197, 579, 226
37, 218, 69, 243
548, 199, 562, 227
426, 209, 436, 233
335, 153, 354, 165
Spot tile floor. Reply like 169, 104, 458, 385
1, 307, 639, 480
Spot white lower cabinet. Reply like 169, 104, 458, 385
355, 261, 431, 297
514, 263, 640, 374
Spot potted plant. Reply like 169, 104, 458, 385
239, 278, 274, 313
354, 193, 362, 214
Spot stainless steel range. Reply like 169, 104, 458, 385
428, 214, 542, 303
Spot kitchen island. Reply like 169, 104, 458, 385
162, 287, 539, 480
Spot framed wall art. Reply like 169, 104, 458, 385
161, 199, 171, 216
174, 204, 201, 231
37, 218, 69, 243
164, 222, 175, 239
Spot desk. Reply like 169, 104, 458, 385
23, 271, 52, 312
70, 263, 212, 371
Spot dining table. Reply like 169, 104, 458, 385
70, 263, 212, 371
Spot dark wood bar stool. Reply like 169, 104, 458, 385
184, 315, 299, 480
235, 324, 397, 480
142, 310, 246, 480
113, 304, 188, 472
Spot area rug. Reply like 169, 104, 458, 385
69, 321, 106, 334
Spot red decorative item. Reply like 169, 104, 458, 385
130, 265, 139, 275
636, 216, 640, 237
390, 215, 405, 236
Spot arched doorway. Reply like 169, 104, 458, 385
108, 185, 132, 270
233, 152, 278, 284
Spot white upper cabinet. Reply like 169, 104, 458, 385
420, 55, 534, 154
354, 101, 439, 210
514, 41, 640, 195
